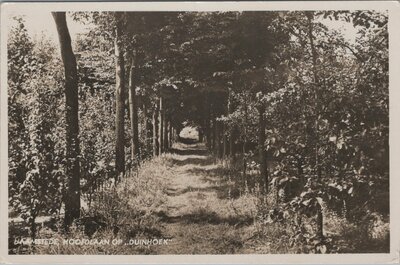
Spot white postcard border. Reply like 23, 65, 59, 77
1, 1, 399, 264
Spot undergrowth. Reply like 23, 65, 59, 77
207, 156, 389, 254
14, 156, 171, 255
9, 147, 389, 254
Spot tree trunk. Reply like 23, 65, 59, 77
174, 127, 177, 143
205, 118, 211, 149
317, 204, 324, 240
227, 88, 234, 158
169, 121, 173, 148
229, 127, 236, 159
144, 104, 151, 155
164, 117, 169, 151
307, 11, 324, 240
306, 12, 321, 180
152, 103, 159, 157
205, 95, 211, 149
242, 139, 247, 176
128, 52, 140, 166
258, 105, 268, 193
159, 97, 164, 154
114, 12, 126, 181
29, 212, 37, 241
52, 12, 80, 227
242, 94, 249, 178
218, 122, 223, 159
222, 122, 228, 159
198, 127, 204, 143
214, 120, 218, 156
211, 117, 216, 151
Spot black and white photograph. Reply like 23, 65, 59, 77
1, 1, 399, 262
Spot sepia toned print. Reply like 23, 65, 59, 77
1, 2, 397, 261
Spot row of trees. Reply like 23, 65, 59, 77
9, 11, 388, 243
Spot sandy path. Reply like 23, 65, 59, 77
154, 141, 256, 254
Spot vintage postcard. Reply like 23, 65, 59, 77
1, 1, 399, 264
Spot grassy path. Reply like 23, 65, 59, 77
152, 140, 259, 254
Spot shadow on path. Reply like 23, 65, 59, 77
155, 210, 252, 227
169, 137, 210, 166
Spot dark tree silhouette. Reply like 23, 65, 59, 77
52, 11, 80, 227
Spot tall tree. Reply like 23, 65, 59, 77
153, 101, 160, 156
159, 96, 164, 154
114, 12, 126, 180
52, 12, 80, 227
128, 51, 141, 165
257, 105, 267, 193
164, 118, 169, 150
306, 11, 323, 239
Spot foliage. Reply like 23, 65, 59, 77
8, 10, 389, 254
8, 17, 65, 238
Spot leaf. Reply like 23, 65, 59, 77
317, 244, 327, 254
270, 177, 278, 185
302, 198, 312, 206
279, 177, 289, 185
337, 140, 344, 149
348, 187, 353, 194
